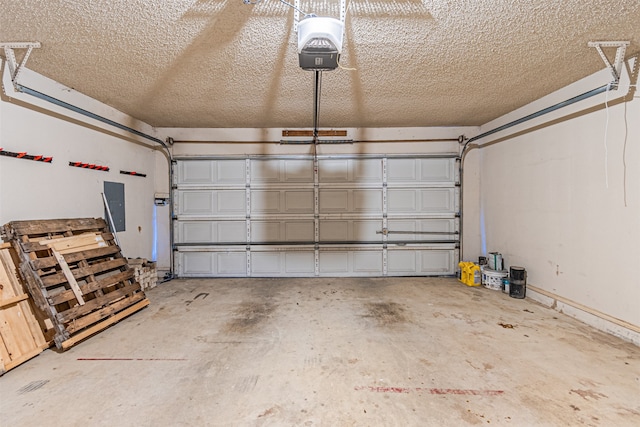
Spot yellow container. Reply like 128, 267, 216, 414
458, 261, 481, 286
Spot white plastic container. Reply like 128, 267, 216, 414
482, 268, 508, 291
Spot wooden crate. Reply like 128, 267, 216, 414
2, 218, 149, 350
0, 243, 49, 375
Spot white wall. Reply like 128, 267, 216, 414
477, 66, 640, 336
0, 98, 159, 261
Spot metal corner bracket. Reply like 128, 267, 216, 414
0, 41, 41, 84
588, 41, 630, 88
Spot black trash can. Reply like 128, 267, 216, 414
509, 266, 526, 299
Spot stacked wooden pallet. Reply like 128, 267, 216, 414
127, 258, 158, 291
0, 243, 49, 375
2, 218, 149, 350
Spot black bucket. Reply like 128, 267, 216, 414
509, 267, 526, 299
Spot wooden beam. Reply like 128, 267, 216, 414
282, 129, 348, 137
0, 293, 29, 309
60, 299, 149, 350
50, 249, 85, 305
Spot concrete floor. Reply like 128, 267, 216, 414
1, 277, 639, 426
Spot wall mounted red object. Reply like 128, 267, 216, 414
0, 147, 53, 162
69, 161, 109, 171
120, 170, 146, 177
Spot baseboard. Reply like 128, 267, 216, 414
527, 285, 640, 347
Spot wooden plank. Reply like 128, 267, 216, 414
49, 269, 135, 306
38, 232, 100, 245
30, 245, 120, 270
58, 282, 141, 324
4, 218, 146, 351
50, 249, 85, 305
39, 233, 107, 253
282, 129, 348, 137
61, 298, 149, 350
57, 243, 105, 255
0, 248, 48, 353
40, 258, 128, 287
5, 218, 108, 237
1, 345, 47, 374
0, 293, 29, 309
0, 252, 31, 357
17, 236, 69, 344
65, 293, 147, 334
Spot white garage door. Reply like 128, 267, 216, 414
173, 155, 459, 277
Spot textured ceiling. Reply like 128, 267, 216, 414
1, 0, 639, 129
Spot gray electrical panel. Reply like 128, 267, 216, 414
104, 181, 125, 232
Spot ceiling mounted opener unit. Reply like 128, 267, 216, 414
297, 16, 344, 71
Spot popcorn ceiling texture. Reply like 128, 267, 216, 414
1, 0, 639, 128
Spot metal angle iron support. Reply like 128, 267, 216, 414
245, 158, 252, 250
588, 41, 630, 88
0, 42, 41, 83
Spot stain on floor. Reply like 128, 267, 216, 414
224, 302, 276, 333
364, 302, 407, 326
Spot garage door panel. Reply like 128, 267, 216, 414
319, 190, 348, 213
353, 252, 383, 273
251, 190, 314, 215
285, 252, 316, 274
420, 188, 457, 212
177, 160, 246, 186
420, 250, 455, 274
419, 158, 456, 182
251, 159, 314, 183
319, 159, 350, 182
177, 220, 246, 243
250, 251, 315, 276
318, 159, 382, 183
354, 189, 382, 213
179, 191, 213, 215
388, 250, 416, 272
178, 251, 247, 277
387, 158, 456, 184
386, 218, 458, 241
251, 220, 314, 242
251, 252, 281, 274
387, 188, 457, 214
285, 190, 315, 212
285, 221, 314, 241
319, 251, 349, 273
387, 248, 456, 275
178, 190, 246, 217
217, 161, 247, 184
251, 191, 280, 214
319, 219, 382, 242
319, 189, 382, 214
319, 249, 383, 276
319, 220, 348, 241
219, 192, 247, 214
